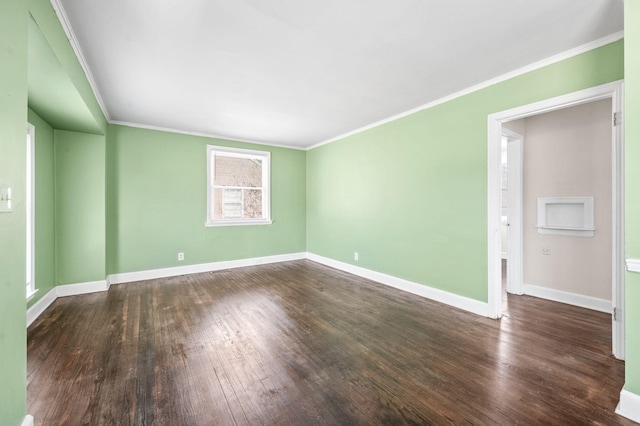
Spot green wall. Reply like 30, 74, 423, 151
27, 109, 56, 308
0, 0, 28, 423
107, 124, 306, 275
307, 40, 624, 303
55, 130, 106, 284
27, 0, 108, 291
27, 16, 102, 135
625, 2, 640, 396
29, 0, 107, 132
4, 0, 637, 422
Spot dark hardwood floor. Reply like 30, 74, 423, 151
27, 260, 631, 425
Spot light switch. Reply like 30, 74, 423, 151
0, 182, 12, 213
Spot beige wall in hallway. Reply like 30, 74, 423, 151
503, 119, 524, 135
522, 99, 612, 300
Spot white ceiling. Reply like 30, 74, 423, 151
56, 0, 623, 149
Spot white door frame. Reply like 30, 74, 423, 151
26, 123, 36, 299
502, 129, 523, 295
487, 80, 625, 359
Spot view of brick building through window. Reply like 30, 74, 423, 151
213, 155, 263, 219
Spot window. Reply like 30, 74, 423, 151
206, 145, 271, 226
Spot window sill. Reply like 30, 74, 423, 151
26, 288, 39, 301
206, 219, 273, 227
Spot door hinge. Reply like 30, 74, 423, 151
613, 112, 618, 127
613, 307, 617, 321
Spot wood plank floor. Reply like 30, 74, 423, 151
27, 260, 631, 425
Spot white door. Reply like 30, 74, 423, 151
504, 130, 523, 295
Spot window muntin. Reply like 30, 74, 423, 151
206, 145, 271, 226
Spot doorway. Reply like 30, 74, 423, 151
501, 129, 523, 296
487, 80, 625, 359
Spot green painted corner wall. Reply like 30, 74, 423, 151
625, 1, 640, 395
0, 0, 28, 423
106, 124, 306, 275
55, 130, 106, 285
27, 16, 103, 135
25, 0, 109, 292
307, 40, 624, 303
27, 109, 56, 308
29, 0, 107, 133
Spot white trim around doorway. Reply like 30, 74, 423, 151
486, 80, 625, 359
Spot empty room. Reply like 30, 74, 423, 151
2, 0, 640, 425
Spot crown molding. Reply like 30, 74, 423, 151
307, 30, 624, 151
49, 0, 111, 122
109, 120, 306, 151
48, 0, 623, 153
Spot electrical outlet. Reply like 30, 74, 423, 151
178, 252, 185, 261
542, 247, 550, 256
354, 252, 359, 261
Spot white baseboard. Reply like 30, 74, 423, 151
27, 280, 110, 328
21, 415, 34, 426
27, 288, 57, 328
56, 280, 109, 297
36, 254, 614, 329
108, 252, 307, 285
616, 389, 640, 423
25, 253, 306, 327
306, 252, 489, 317
523, 283, 611, 313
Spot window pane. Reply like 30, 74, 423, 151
215, 155, 262, 187
213, 188, 263, 219
243, 189, 262, 218
207, 145, 270, 225
213, 188, 223, 219
222, 188, 243, 218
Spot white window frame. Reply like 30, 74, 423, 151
206, 145, 272, 227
